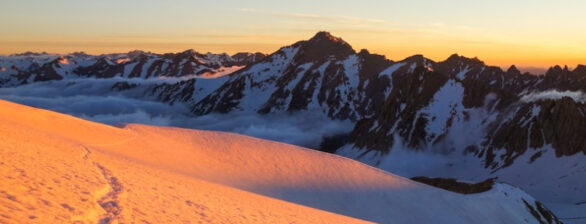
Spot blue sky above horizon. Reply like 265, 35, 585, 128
1, 0, 585, 68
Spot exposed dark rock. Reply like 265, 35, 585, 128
75, 58, 124, 78
410, 177, 495, 194
522, 199, 563, 224
350, 67, 449, 151
296, 32, 354, 62
485, 97, 586, 168
319, 134, 349, 153
154, 79, 196, 105
231, 52, 267, 65
111, 82, 138, 91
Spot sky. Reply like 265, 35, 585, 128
1, 0, 585, 68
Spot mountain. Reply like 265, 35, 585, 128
0, 50, 266, 86
0, 99, 561, 224
169, 31, 396, 120
1, 31, 585, 221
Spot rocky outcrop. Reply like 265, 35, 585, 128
484, 97, 586, 168
15, 57, 67, 83
411, 177, 495, 194
349, 67, 449, 151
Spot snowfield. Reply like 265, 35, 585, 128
0, 99, 558, 223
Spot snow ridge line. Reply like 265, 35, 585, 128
81, 146, 124, 224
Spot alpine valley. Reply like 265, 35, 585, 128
2, 31, 585, 223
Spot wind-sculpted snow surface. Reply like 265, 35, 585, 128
0, 99, 560, 224
0, 99, 370, 224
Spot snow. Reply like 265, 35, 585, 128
289, 63, 313, 90
0, 99, 369, 224
0, 99, 556, 224
306, 61, 330, 109
139, 58, 156, 78
232, 46, 300, 111
0, 52, 247, 86
341, 55, 360, 88
197, 65, 245, 79
521, 105, 541, 127
116, 58, 131, 64
201, 52, 234, 66
456, 66, 471, 79
191, 76, 231, 103
57, 57, 69, 65
490, 146, 586, 223
418, 79, 466, 143
122, 61, 139, 78
408, 63, 417, 73
0, 54, 58, 77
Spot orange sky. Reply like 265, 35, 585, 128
1, 0, 585, 69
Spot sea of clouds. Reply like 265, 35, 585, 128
0, 78, 353, 149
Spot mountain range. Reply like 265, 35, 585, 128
1, 31, 585, 222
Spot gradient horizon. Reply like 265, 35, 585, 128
1, 0, 585, 69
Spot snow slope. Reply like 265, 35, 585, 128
0, 100, 368, 224
0, 99, 558, 223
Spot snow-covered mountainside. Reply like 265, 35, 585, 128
0, 50, 266, 86
1, 31, 585, 221
0, 99, 561, 223
341, 54, 586, 221
162, 32, 395, 121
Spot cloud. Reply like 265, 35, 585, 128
237, 8, 391, 27
337, 134, 490, 180
177, 112, 353, 148
0, 79, 354, 150
520, 90, 586, 103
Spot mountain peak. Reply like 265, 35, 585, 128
310, 31, 346, 44
446, 53, 462, 61
443, 53, 485, 66
180, 49, 198, 56
574, 64, 586, 75
507, 65, 521, 76
291, 31, 355, 63
546, 65, 565, 76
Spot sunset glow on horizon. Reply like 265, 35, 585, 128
1, 0, 585, 69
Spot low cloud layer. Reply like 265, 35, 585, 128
0, 79, 353, 149
520, 90, 586, 103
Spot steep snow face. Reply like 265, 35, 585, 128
0, 99, 560, 224
490, 146, 586, 223
415, 79, 466, 145
238, 46, 302, 111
